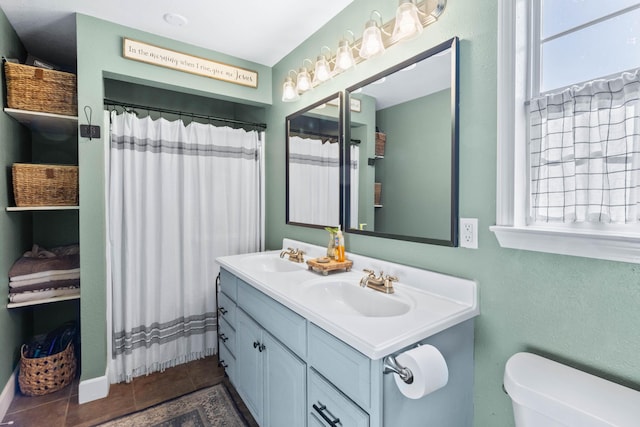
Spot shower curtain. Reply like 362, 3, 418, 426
288, 136, 340, 226
108, 111, 261, 383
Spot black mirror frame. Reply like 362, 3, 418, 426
344, 37, 459, 246
285, 92, 344, 229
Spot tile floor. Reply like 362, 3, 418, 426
2, 355, 257, 427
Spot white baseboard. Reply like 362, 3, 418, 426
0, 367, 17, 422
78, 366, 110, 404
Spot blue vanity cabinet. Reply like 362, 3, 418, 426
218, 267, 475, 427
218, 268, 238, 383
236, 309, 265, 422
235, 279, 307, 426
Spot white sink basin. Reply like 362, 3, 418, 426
299, 280, 412, 317
239, 253, 307, 273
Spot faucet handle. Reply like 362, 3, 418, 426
363, 268, 375, 275
383, 275, 398, 289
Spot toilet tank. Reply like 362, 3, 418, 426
503, 352, 640, 427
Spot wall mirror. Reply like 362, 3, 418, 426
345, 37, 459, 246
286, 93, 342, 228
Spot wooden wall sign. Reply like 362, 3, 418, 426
123, 38, 258, 88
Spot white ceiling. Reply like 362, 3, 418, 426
0, 0, 354, 69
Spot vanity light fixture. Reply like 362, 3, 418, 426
359, 11, 386, 59
281, 0, 446, 102
296, 59, 313, 93
334, 31, 356, 73
282, 70, 300, 102
313, 46, 333, 84
391, 0, 423, 42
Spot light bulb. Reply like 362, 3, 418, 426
335, 39, 355, 72
296, 67, 311, 92
359, 20, 385, 59
282, 77, 299, 102
392, 0, 423, 42
314, 55, 331, 83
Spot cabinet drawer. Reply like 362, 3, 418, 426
237, 279, 306, 358
219, 343, 236, 385
309, 324, 371, 409
219, 268, 237, 301
218, 292, 236, 328
218, 317, 235, 355
308, 369, 369, 427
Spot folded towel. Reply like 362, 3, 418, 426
9, 279, 80, 294
8, 243, 79, 278
9, 287, 80, 303
10, 269, 80, 285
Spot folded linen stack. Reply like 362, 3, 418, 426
8, 244, 80, 303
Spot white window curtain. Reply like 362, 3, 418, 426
108, 111, 261, 383
529, 69, 640, 223
288, 136, 340, 226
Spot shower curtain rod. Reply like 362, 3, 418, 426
103, 98, 267, 130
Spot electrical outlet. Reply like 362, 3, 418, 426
460, 218, 478, 249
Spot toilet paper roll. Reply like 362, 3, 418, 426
394, 344, 449, 399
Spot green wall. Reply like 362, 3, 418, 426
75, 13, 271, 381
0, 7, 30, 388
267, 1, 640, 426
375, 89, 451, 239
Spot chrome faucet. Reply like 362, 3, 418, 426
359, 269, 398, 294
279, 247, 305, 263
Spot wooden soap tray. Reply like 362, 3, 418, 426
307, 257, 353, 275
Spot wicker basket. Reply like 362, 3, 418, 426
375, 132, 386, 157
374, 182, 382, 205
19, 343, 76, 396
12, 163, 79, 207
4, 62, 77, 116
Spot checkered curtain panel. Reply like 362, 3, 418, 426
529, 69, 640, 223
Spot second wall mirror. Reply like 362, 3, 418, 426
286, 93, 342, 228
345, 37, 459, 246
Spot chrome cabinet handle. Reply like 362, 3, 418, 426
218, 307, 228, 315
253, 341, 260, 349
312, 402, 340, 426
258, 343, 266, 352
219, 333, 228, 343
219, 359, 228, 368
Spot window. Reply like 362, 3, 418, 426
492, 0, 640, 264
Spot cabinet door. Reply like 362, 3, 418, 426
235, 310, 264, 423
263, 333, 306, 427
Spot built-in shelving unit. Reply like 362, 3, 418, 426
4, 108, 79, 309
7, 294, 80, 309
4, 108, 78, 129
6, 206, 79, 212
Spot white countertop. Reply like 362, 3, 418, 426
216, 239, 479, 360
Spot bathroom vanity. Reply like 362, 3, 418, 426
216, 239, 478, 427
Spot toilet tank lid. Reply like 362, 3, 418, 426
504, 352, 640, 427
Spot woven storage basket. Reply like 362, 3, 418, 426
374, 182, 382, 205
12, 163, 79, 207
19, 343, 76, 396
4, 62, 77, 116
375, 132, 386, 157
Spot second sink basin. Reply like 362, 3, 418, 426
299, 279, 412, 317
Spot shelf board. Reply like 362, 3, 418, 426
4, 108, 78, 133
7, 294, 80, 309
374, 204, 383, 208
6, 206, 79, 212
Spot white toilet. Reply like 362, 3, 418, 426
504, 352, 640, 427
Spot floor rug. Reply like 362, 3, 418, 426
97, 383, 248, 427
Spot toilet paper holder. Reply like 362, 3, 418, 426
383, 353, 414, 384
